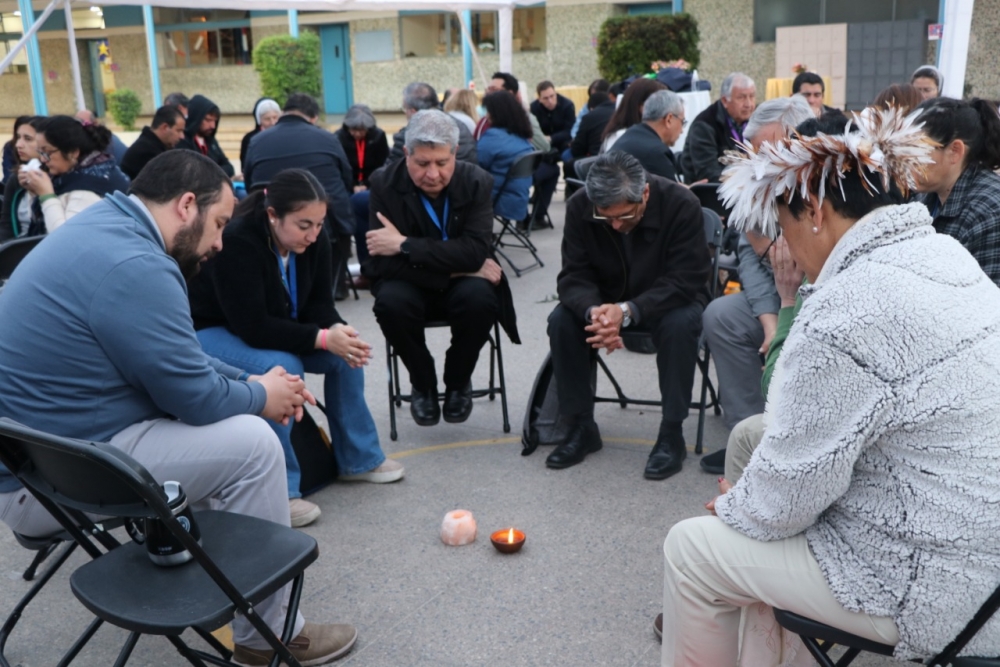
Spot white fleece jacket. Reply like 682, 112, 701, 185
715, 202, 1000, 660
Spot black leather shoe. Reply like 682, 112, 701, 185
699, 448, 726, 475
443, 382, 473, 423
654, 613, 663, 640
410, 387, 440, 426
546, 420, 602, 469
644, 428, 687, 480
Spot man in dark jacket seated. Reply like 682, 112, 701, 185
546, 151, 708, 480
530, 80, 576, 225
119, 104, 185, 180
680, 72, 756, 182
389, 82, 477, 164
367, 110, 508, 426
612, 90, 686, 182
176, 94, 234, 177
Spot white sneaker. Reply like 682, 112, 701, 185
339, 459, 405, 484
289, 498, 321, 528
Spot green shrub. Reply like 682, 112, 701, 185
253, 32, 322, 107
105, 88, 142, 131
597, 13, 700, 83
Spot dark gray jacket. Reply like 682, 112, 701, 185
390, 116, 478, 164
680, 100, 744, 183
612, 122, 679, 182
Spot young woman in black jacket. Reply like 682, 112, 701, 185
188, 168, 403, 527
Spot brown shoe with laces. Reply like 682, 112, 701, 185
232, 622, 357, 666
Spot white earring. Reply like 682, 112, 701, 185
812, 226, 819, 234
270, 219, 276, 225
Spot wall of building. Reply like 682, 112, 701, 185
685, 0, 774, 99
965, 0, 1000, 99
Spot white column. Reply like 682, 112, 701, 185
498, 6, 513, 74
64, 0, 87, 112
938, 0, 976, 99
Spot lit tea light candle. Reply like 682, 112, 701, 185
490, 527, 525, 553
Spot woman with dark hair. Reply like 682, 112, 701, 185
239, 97, 280, 174
15, 115, 129, 235
2, 115, 34, 184
911, 64, 944, 100
915, 97, 1000, 284
871, 83, 923, 115
477, 91, 535, 221
0, 116, 45, 243
658, 108, 1000, 666
188, 168, 403, 528
600, 78, 668, 152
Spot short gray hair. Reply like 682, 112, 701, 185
721, 72, 755, 100
585, 151, 647, 209
344, 103, 376, 130
743, 96, 813, 141
403, 82, 439, 112
405, 109, 459, 154
642, 90, 684, 122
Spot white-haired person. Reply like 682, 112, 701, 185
240, 98, 280, 175
680, 72, 756, 182
697, 95, 814, 475
659, 109, 1000, 665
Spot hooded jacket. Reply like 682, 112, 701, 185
177, 94, 234, 177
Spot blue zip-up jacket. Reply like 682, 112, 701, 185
477, 127, 533, 222
0, 192, 265, 492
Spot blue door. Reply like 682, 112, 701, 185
320, 24, 353, 115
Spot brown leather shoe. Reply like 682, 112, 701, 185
232, 622, 357, 666
654, 613, 663, 640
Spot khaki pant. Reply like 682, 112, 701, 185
724, 413, 766, 483
0, 416, 304, 650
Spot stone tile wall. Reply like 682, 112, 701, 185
965, 0, 1000, 99
685, 0, 774, 100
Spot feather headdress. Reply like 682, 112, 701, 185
718, 106, 936, 238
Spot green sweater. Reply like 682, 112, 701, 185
761, 289, 804, 399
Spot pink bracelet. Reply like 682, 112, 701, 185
321, 329, 328, 351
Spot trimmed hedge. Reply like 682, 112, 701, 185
597, 13, 700, 83
253, 32, 322, 107
106, 88, 142, 131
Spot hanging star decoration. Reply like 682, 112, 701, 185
718, 106, 937, 239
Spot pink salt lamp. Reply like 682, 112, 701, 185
440, 510, 477, 546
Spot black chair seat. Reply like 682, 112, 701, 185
773, 608, 895, 657
954, 658, 1000, 666
71, 510, 318, 635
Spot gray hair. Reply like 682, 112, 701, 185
254, 99, 280, 125
744, 96, 813, 141
585, 151, 647, 208
344, 104, 376, 130
402, 82, 439, 112
911, 65, 944, 91
642, 90, 685, 122
721, 72, 755, 100
405, 109, 459, 154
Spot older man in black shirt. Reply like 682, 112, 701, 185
546, 151, 708, 479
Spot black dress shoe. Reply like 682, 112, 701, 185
699, 448, 726, 475
546, 420, 602, 469
443, 382, 473, 423
644, 428, 687, 480
654, 613, 663, 640
410, 387, 440, 426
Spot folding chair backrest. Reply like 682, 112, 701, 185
0, 235, 44, 282
690, 183, 728, 220
493, 151, 543, 210
702, 208, 725, 300
0, 418, 167, 521
573, 156, 599, 181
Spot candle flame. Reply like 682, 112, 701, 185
508, 528, 514, 544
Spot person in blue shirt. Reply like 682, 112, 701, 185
477, 91, 534, 223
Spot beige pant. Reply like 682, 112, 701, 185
724, 413, 766, 483
661, 515, 899, 667
0, 416, 304, 650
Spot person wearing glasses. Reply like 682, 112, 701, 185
610, 90, 687, 182
15, 115, 129, 236
699, 96, 814, 475
543, 151, 708, 480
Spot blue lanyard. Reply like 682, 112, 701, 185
419, 194, 449, 241
274, 249, 298, 319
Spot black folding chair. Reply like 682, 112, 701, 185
0, 418, 318, 667
0, 235, 44, 288
775, 589, 1000, 667
689, 183, 729, 221
492, 151, 545, 277
592, 208, 725, 455
385, 321, 510, 441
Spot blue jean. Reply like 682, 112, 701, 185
351, 190, 371, 266
197, 327, 385, 497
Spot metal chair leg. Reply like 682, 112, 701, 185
167, 635, 210, 667
488, 336, 497, 401
595, 356, 629, 408
112, 631, 141, 667
386, 339, 398, 442
22, 538, 60, 580
55, 618, 104, 667
494, 324, 511, 433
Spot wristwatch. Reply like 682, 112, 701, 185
618, 302, 632, 328
400, 239, 412, 255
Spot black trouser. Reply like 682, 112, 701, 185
374, 277, 500, 392
532, 161, 560, 221
546, 301, 704, 423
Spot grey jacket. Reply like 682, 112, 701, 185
716, 203, 1000, 660
736, 234, 779, 318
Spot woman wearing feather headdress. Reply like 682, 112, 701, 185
659, 109, 1000, 666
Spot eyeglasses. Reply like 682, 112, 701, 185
37, 147, 53, 162
759, 232, 782, 268
593, 202, 642, 223
669, 114, 688, 127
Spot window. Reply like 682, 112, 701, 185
625, 3, 674, 16
754, 0, 940, 41
400, 8, 546, 57
0, 13, 28, 73
154, 9, 253, 68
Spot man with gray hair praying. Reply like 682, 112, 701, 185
367, 109, 517, 427
612, 89, 686, 181
681, 72, 757, 182
544, 151, 708, 479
